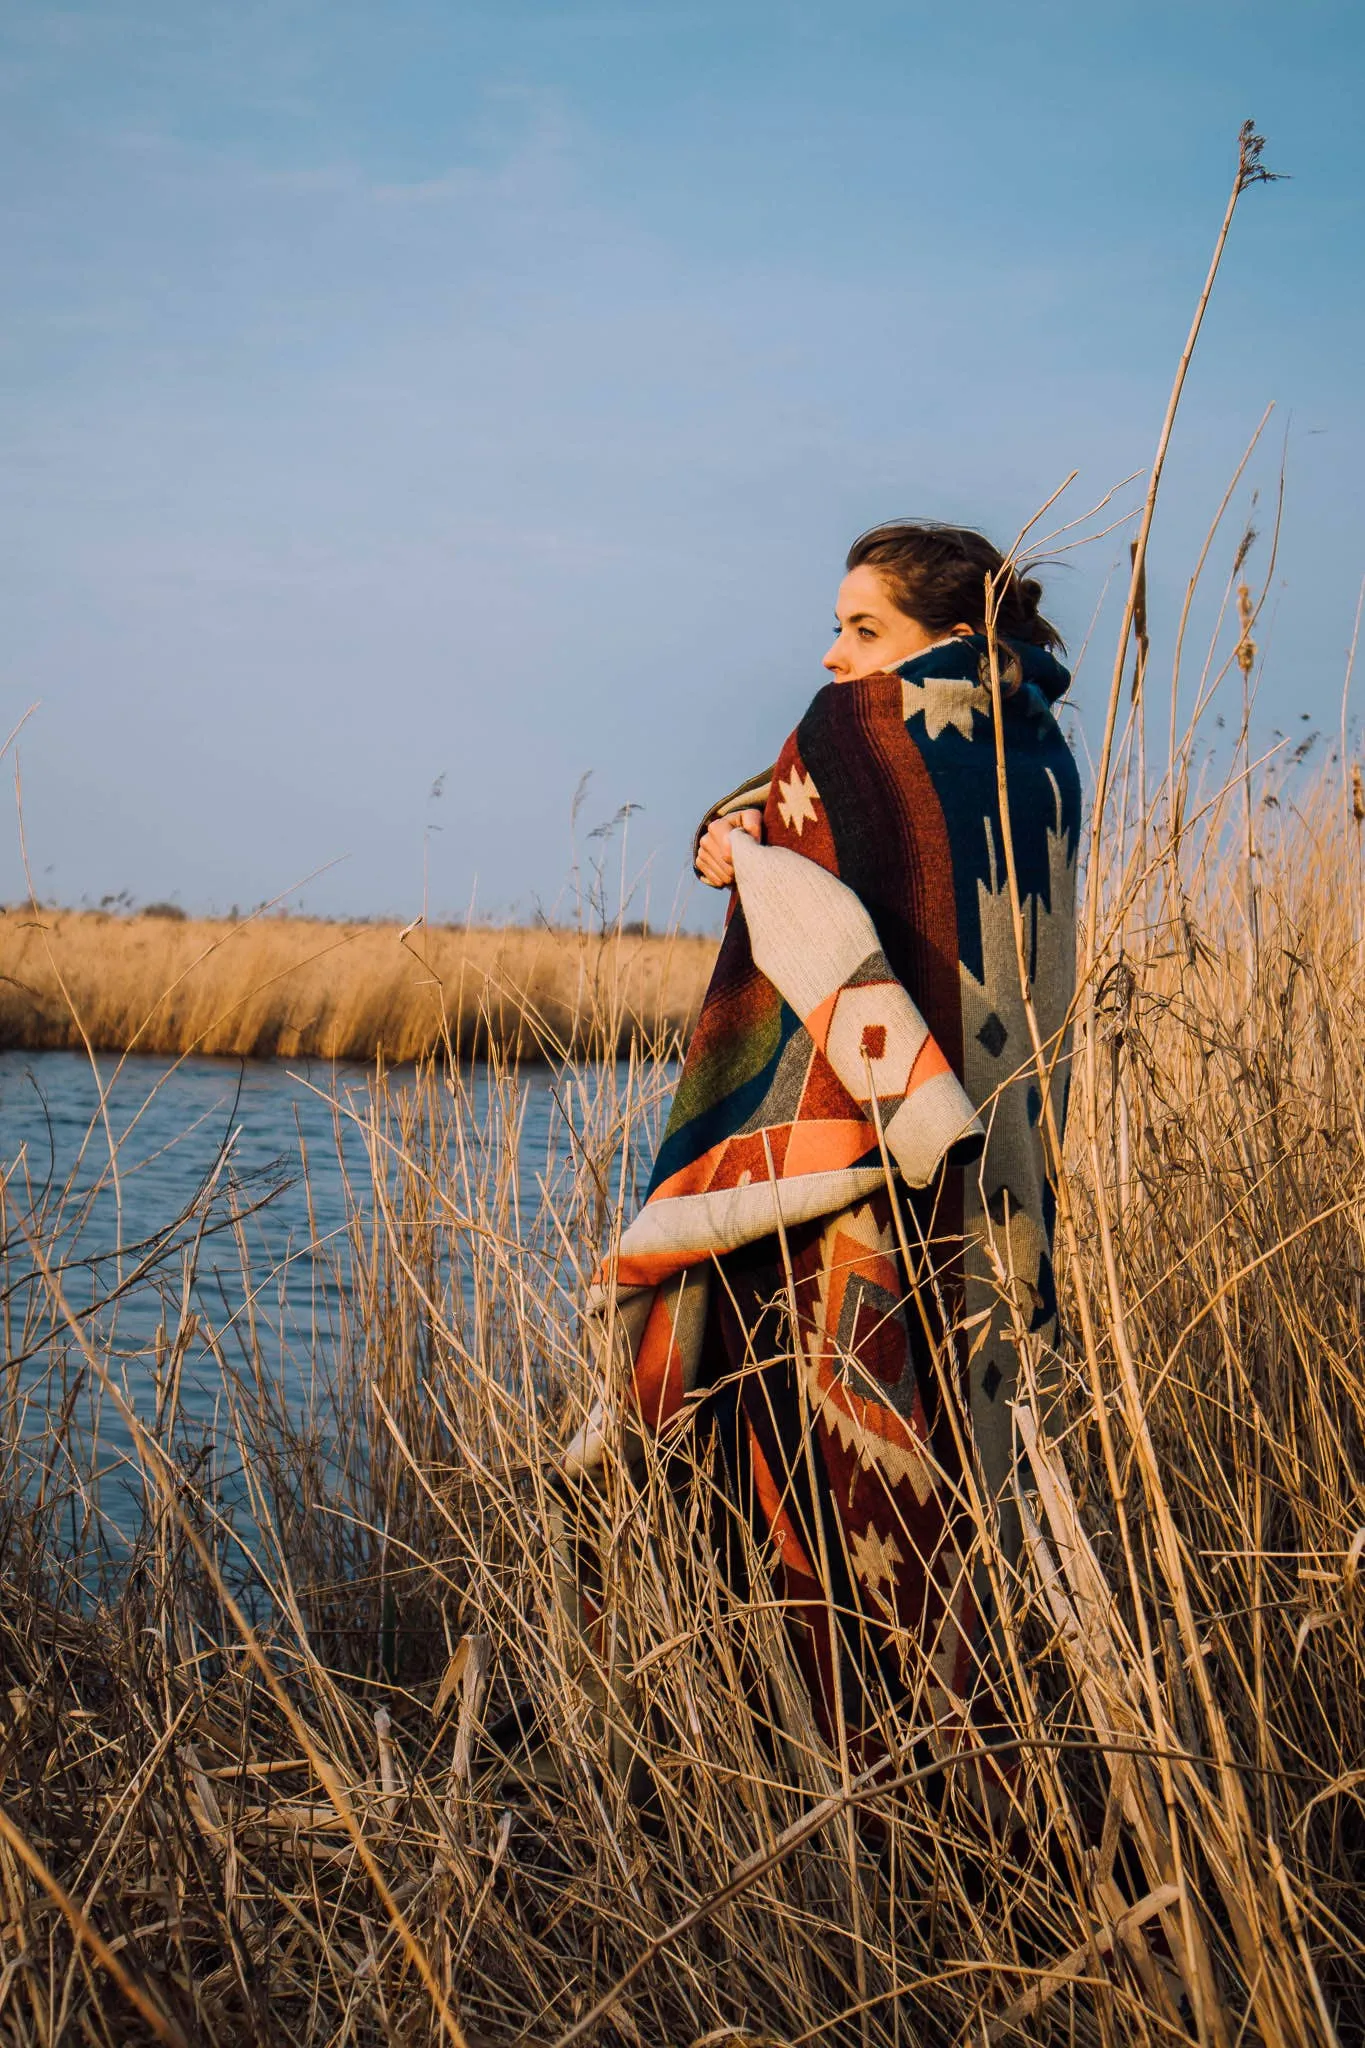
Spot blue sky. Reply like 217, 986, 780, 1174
2, 1, 1361, 925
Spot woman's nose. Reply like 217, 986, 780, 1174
822, 639, 842, 673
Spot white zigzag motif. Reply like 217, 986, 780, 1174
850, 1524, 904, 1608
800, 1334, 935, 1505
829, 1201, 895, 1260
776, 767, 820, 835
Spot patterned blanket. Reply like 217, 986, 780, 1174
572, 634, 1080, 1750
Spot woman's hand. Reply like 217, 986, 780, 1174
696, 809, 763, 889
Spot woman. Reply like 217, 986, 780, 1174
573, 521, 1080, 1766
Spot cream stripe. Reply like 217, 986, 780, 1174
732, 834, 881, 1016
614, 1163, 889, 1266
881, 1072, 983, 1187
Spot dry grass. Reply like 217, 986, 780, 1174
1, 767, 1363, 2046
0, 909, 717, 1062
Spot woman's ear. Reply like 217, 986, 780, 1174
950, 622, 976, 638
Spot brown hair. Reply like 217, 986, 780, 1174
845, 521, 1064, 652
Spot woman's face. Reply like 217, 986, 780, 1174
822, 565, 953, 682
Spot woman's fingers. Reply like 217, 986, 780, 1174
697, 810, 765, 888
698, 818, 738, 887
703, 823, 735, 883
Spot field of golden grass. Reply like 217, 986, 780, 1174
0, 908, 718, 1061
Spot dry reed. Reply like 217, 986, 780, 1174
2, 764, 1363, 2047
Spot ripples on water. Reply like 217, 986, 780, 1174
0, 1050, 642, 1545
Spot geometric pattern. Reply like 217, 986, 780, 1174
776, 765, 820, 835
600, 837, 984, 1299
824, 980, 926, 1096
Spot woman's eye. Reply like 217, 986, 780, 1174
858, 627, 876, 640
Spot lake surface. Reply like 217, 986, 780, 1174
0, 1050, 640, 1545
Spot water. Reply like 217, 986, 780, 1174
0, 1050, 609, 1542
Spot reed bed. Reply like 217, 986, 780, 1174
1, 758, 1363, 2048
0, 909, 716, 1062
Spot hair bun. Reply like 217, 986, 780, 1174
845, 522, 1064, 652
